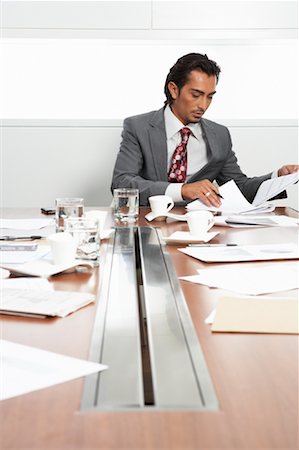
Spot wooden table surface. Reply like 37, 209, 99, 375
0, 207, 298, 450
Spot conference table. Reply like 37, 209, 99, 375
1, 206, 298, 450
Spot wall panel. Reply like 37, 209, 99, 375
2, 121, 297, 208
152, 1, 297, 30
2, 1, 151, 30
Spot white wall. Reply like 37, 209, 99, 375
0, 1, 298, 208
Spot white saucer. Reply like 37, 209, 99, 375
145, 211, 187, 222
0, 267, 10, 279
162, 231, 219, 245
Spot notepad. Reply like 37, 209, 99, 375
211, 296, 299, 334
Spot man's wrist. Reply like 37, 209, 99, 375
165, 183, 184, 202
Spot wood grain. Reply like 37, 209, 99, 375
1, 207, 298, 449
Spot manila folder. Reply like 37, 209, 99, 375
212, 296, 298, 334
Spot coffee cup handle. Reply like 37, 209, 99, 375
166, 198, 174, 212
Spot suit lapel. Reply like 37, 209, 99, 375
148, 108, 168, 181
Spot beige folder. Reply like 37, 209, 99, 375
212, 296, 299, 334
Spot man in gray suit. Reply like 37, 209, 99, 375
111, 53, 298, 206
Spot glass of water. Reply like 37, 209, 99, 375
64, 217, 100, 261
113, 188, 139, 223
55, 197, 84, 231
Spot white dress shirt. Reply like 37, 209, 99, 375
164, 105, 277, 202
164, 105, 208, 202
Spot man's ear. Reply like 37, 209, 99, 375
168, 81, 179, 100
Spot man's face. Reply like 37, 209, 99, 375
168, 70, 217, 125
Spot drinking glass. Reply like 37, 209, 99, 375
64, 217, 100, 261
113, 188, 139, 223
55, 197, 84, 231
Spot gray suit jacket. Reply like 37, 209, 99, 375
111, 107, 273, 206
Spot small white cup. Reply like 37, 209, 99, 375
186, 211, 215, 236
148, 195, 174, 221
47, 232, 76, 265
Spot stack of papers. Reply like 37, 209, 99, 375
187, 171, 299, 214
1, 288, 95, 318
179, 243, 299, 263
0, 244, 50, 264
180, 262, 299, 295
0, 218, 55, 239
220, 215, 299, 227
1, 339, 107, 401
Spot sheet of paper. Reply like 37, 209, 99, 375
180, 262, 299, 295
211, 296, 299, 334
0, 245, 50, 264
179, 243, 299, 263
0, 258, 94, 278
224, 214, 299, 227
0, 219, 55, 230
253, 171, 299, 206
1, 288, 95, 317
187, 180, 272, 214
2, 278, 54, 290
0, 339, 107, 401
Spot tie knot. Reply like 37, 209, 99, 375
180, 127, 191, 138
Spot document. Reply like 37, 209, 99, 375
0, 218, 55, 230
224, 215, 299, 227
187, 180, 274, 214
1, 288, 95, 318
180, 262, 299, 295
2, 278, 54, 290
211, 296, 299, 334
0, 339, 107, 401
0, 219, 56, 240
179, 243, 299, 263
0, 245, 50, 264
253, 171, 299, 206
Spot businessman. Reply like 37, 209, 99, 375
111, 53, 298, 206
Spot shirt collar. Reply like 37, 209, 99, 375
164, 105, 202, 141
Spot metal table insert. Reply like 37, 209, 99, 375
81, 226, 218, 410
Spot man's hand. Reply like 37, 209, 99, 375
277, 165, 299, 177
181, 180, 222, 207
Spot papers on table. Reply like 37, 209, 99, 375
1, 288, 95, 318
0, 218, 55, 230
180, 262, 299, 295
187, 180, 274, 214
179, 243, 299, 263
2, 277, 54, 290
210, 296, 299, 334
0, 218, 55, 241
253, 171, 299, 206
187, 171, 299, 215
223, 214, 299, 227
0, 339, 107, 401
0, 244, 50, 264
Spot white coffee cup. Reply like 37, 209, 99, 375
148, 195, 174, 221
47, 232, 76, 265
186, 211, 215, 236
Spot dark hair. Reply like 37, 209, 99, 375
164, 53, 221, 104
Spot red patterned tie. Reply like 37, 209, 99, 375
168, 127, 192, 182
